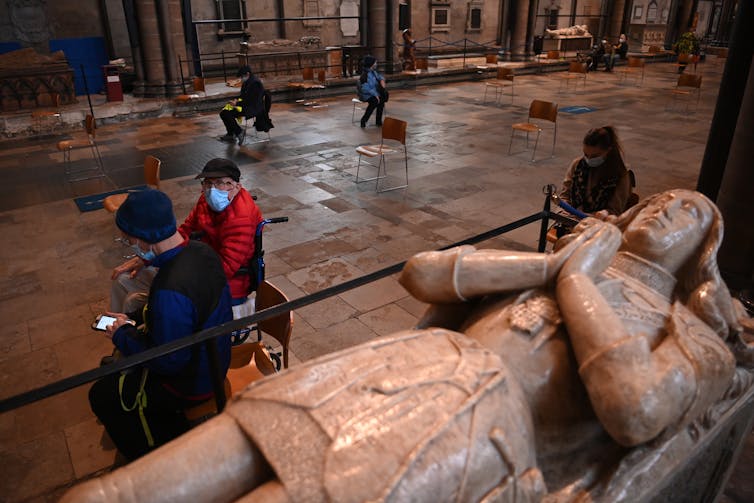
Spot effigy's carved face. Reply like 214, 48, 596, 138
622, 191, 711, 270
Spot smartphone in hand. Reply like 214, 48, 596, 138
92, 314, 135, 331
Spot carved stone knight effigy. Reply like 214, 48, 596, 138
62, 189, 754, 503
545, 24, 591, 38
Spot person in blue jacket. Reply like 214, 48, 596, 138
357, 55, 388, 128
89, 189, 234, 460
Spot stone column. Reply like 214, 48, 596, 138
367, 0, 387, 64
607, 0, 626, 40
156, 0, 181, 96
717, 61, 754, 290
134, 0, 166, 97
511, 0, 531, 61
677, 0, 695, 33
702, 1, 754, 291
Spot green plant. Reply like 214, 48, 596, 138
674, 31, 701, 55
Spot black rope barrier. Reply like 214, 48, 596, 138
0, 209, 560, 413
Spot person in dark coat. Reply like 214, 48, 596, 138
219, 65, 265, 144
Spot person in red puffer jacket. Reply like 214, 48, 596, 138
110, 158, 263, 319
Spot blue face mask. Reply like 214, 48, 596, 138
132, 243, 156, 262
584, 155, 606, 168
206, 187, 232, 212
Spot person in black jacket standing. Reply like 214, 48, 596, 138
220, 65, 265, 144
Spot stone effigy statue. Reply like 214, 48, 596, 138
61, 189, 754, 503
546, 24, 591, 38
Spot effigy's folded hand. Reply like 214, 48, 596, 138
558, 219, 621, 279
546, 218, 602, 277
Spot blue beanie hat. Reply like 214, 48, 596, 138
115, 189, 177, 244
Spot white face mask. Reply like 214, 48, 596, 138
584, 156, 606, 168
619, 37, 626, 43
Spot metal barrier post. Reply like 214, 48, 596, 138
178, 55, 186, 94
538, 185, 554, 252
204, 338, 226, 413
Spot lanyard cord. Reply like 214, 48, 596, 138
118, 368, 154, 447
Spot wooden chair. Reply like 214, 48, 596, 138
289, 67, 327, 107
619, 57, 645, 85
476, 53, 499, 70
185, 280, 292, 422
57, 114, 105, 182
508, 100, 558, 162
538, 50, 561, 73
183, 379, 232, 425
103, 155, 162, 213
676, 53, 697, 73
175, 77, 206, 103
559, 61, 587, 90
483, 67, 514, 104
252, 279, 293, 371
670, 73, 702, 113
356, 117, 409, 193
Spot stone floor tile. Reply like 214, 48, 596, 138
0, 321, 30, 362
296, 295, 358, 330
54, 332, 113, 379
339, 276, 407, 312
286, 257, 365, 294
395, 295, 430, 320
357, 303, 421, 336
64, 417, 118, 480
0, 430, 75, 502
0, 346, 61, 400
8, 386, 92, 447
310, 317, 378, 356
28, 304, 100, 352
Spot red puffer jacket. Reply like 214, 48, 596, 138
179, 188, 263, 299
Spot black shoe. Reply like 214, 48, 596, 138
236, 131, 245, 145
360, 120, 366, 128
219, 133, 235, 142
376, 121, 382, 127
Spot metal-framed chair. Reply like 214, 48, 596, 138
239, 90, 272, 145
289, 67, 327, 107
103, 155, 162, 213
559, 61, 588, 91
355, 117, 409, 193
508, 100, 558, 162
619, 57, 645, 86
57, 114, 105, 182
669, 73, 702, 113
351, 97, 365, 123
483, 67, 515, 104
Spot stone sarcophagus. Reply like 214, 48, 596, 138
0, 48, 76, 112
61, 189, 754, 503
